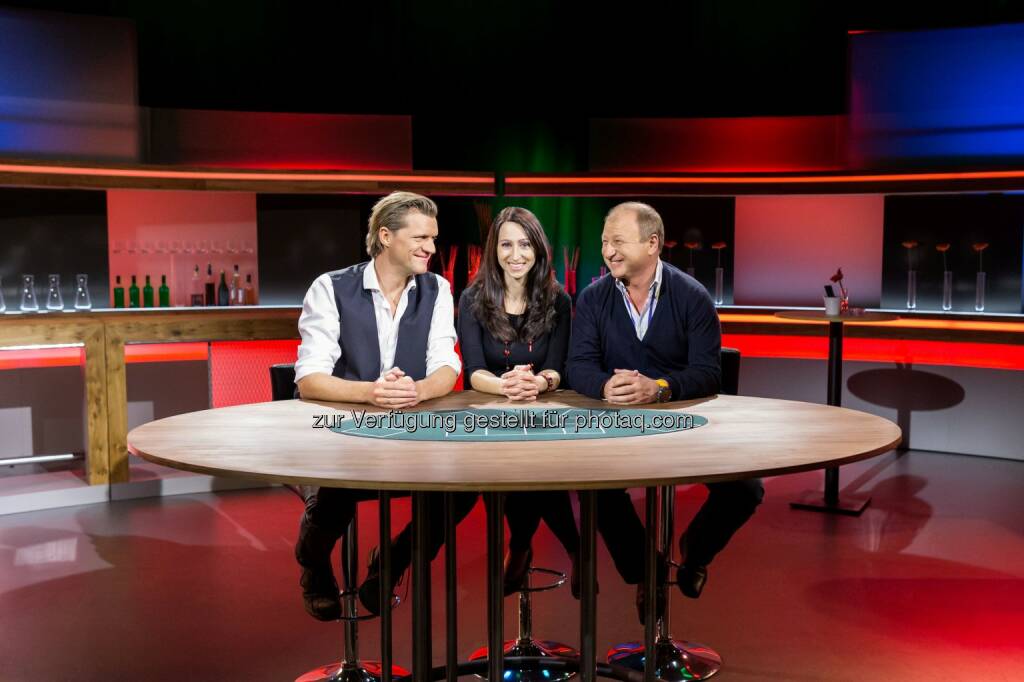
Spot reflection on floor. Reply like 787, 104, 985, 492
1, 450, 1022, 681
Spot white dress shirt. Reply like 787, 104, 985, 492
293, 261, 461, 384
615, 259, 663, 340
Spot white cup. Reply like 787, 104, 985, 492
824, 296, 841, 316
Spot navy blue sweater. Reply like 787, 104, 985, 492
566, 262, 721, 401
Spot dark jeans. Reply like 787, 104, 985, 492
596, 479, 764, 584
297, 486, 478, 574
505, 491, 581, 555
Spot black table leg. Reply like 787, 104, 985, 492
485, 492, 505, 681
445, 493, 458, 682
643, 487, 657, 682
791, 319, 871, 515
379, 492, 392, 682
412, 492, 432, 679
579, 490, 597, 682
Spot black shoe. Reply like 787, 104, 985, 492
635, 580, 666, 626
295, 514, 341, 621
357, 547, 403, 616
504, 547, 532, 596
634, 552, 668, 625
676, 564, 708, 599
300, 565, 341, 621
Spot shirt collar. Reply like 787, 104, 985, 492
615, 259, 663, 297
364, 259, 417, 293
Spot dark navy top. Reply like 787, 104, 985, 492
458, 287, 572, 379
566, 261, 721, 401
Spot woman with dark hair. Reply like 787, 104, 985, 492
458, 206, 583, 596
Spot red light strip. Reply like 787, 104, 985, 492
506, 170, 1024, 185
0, 163, 493, 184
722, 334, 1024, 371
719, 313, 1024, 334
0, 343, 208, 370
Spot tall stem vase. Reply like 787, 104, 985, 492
975, 272, 986, 312
714, 267, 724, 306
942, 271, 953, 311
906, 270, 917, 310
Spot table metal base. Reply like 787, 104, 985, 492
468, 639, 579, 681
607, 637, 722, 681
789, 488, 871, 516
295, 661, 411, 682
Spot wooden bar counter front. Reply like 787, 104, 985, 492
128, 391, 900, 682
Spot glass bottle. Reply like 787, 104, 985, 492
906, 270, 917, 310
190, 265, 203, 306
217, 270, 230, 306
46, 274, 64, 310
74, 274, 91, 310
714, 267, 724, 306
942, 270, 953, 311
143, 275, 154, 307
244, 273, 256, 305
129, 275, 140, 308
204, 264, 215, 306
159, 274, 170, 307
113, 275, 125, 308
230, 264, 241, 305
20, 274, 38, 312
975, 271, 986, 312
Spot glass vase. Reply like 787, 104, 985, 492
74, 273, 92, 310
0, 276, 6, 313
714, 266, 724, 306
942, 270, 953, 311
686, 266, 696, 278
975, 271, 986, 312
46, 274, 64, 310
20, 274, 38, 312
906, 270, 917, 310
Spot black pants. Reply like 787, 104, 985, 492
596, 479, 764, 584
298, 486, 478, 573
505, 491, 581, 555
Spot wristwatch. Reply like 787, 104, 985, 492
655, 378, 671, 403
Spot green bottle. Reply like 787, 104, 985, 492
158, 274, 170, 307
143, 275, 154, 307
128, 275, 140, 308
113, 275, 125, 308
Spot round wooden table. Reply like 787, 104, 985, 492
128, 391, 901, 682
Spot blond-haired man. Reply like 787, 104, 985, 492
293, 191, 475, 620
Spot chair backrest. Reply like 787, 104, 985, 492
269, 363, 297, 401
720, 347, 741, 396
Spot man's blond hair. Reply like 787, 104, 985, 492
366, 191, 439, 257
606, 201, 664, 252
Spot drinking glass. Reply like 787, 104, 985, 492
20, 274, 38, 312
74, 274, 92, 310
46, 274, 64, 310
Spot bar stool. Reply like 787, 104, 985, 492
269, 363, 410, 682
605, 348, 741, 681
467, 558, 579, 681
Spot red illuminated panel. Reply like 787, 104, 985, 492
723, 334, 1024, 371
0, 343, 208, 370
733, 195, 884, 307
150, 110, 413, 170
590, 116, 847, 172
209, 340, 301, 408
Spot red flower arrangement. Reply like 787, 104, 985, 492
902, 240, 919, 269
712, 241, 727, 268
935, 243, 950, 271
972, 242, 989, 271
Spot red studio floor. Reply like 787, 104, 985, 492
1, 449, 1022, 681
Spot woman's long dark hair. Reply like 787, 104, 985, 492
470, 206, 562, 343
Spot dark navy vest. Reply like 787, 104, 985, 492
328, 262, 439, 382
